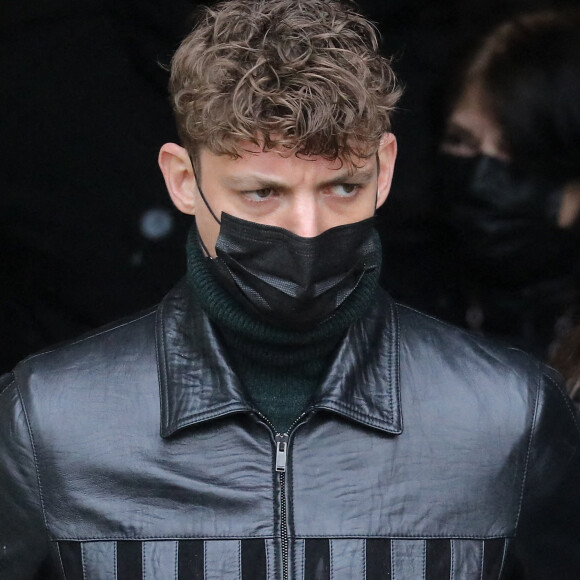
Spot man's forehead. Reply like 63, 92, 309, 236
200, 140, 378, 176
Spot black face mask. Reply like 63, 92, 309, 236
438, 153, 573, 286
207, 213, 380, 329
194, 178, 381, 330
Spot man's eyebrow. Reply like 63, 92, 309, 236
320, 167, 376, 186
224, 167, 376, 190
225, 175, 288, 190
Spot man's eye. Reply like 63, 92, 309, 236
242, 188, 276, 202
329, 183, 359, 197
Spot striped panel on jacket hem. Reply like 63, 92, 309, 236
57, 537, 508, 579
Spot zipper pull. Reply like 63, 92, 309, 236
275, 433, 289, 472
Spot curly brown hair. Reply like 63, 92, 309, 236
169, 0, 401, 165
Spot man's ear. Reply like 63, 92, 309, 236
158, 143, 197, 215
376, 132, 397, 209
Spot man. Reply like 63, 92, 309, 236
1, 0, 579, 578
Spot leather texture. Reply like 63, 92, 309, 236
1, 280, 579, 579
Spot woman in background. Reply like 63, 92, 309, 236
435, 8, 580, 359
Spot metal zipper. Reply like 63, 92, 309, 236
256, 411, 310, 580
276, 433, 290, 580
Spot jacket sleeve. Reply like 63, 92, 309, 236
510, 366, 580, 578
0, 372, 51, 578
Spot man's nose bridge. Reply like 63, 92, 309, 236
290, 193, 322, 237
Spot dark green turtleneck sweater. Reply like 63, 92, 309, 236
186, 224, 381, 433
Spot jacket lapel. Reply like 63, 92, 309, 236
157, 281, 253, 438
157, 281, 402, 438
313, 290, 403, 435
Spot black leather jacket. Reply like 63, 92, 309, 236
1, 281, 579, 579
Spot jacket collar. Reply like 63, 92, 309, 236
157, 281, 402, 438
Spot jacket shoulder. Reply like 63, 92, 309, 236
392, 300, 564, 446
395, 300, 548, 380
5, 306, 163, 497
13, 306, 158, 398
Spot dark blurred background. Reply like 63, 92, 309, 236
1, 0, 579, 372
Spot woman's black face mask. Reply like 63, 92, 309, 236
438, 153, 574, 286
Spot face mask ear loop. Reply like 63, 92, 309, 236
196, 228, 213, 259
189, 155, 220, 258
189, 155, 222, 225
374, 153, 380, 211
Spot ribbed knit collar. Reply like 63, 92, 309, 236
185, 222, 382, 362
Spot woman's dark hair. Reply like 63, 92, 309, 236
551, 324, 580, 405
451, 9, 580, 182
